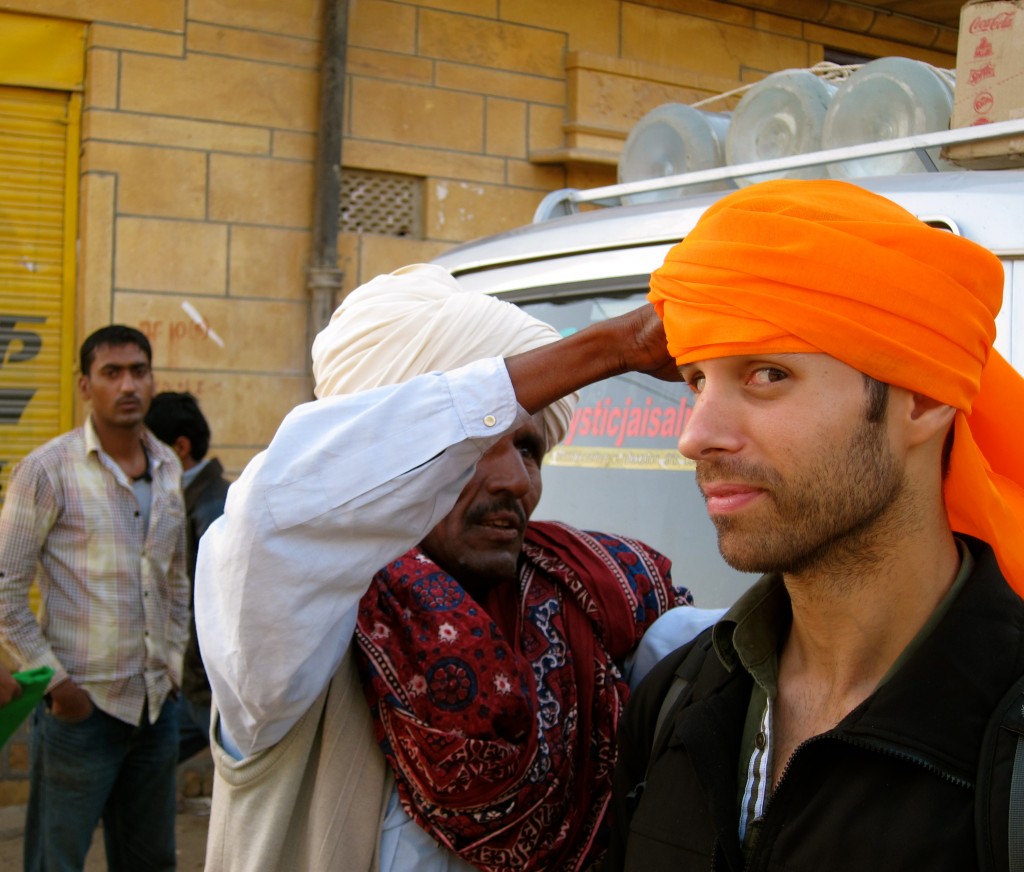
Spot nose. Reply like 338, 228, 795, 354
677, 385, 744, 461
483, 439, 532, 498
118, 370, 140, 393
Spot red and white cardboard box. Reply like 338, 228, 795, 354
944, 0, 1024, 168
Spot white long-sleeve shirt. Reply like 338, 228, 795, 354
195, 356, 723, 871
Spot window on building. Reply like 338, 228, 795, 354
340, 169, 423, 238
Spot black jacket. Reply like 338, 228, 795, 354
181, 457, 230, 705
606, 538, 1024, 872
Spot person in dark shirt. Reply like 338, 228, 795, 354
146, 390, 230, 761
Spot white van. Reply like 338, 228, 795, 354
432, 121, 1024, 608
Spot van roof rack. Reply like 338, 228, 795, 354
533, 117, 1024, 222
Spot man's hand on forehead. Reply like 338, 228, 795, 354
623, 304, 684, 383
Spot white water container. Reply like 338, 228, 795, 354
821, 57, 957, 178
725, 69, 837, 186
618, 103, 733, 202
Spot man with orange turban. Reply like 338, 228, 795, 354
606, 179, 1024, 872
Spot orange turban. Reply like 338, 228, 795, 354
648, 178, 1024, 595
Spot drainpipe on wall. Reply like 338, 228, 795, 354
306, 0, 348, 387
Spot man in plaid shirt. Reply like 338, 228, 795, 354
0, 325, 190, 871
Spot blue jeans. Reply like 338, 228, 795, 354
24, 696, 178, 872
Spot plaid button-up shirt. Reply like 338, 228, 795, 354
0, 416, 190, 726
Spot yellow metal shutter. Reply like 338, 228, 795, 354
0, 85, 77, 502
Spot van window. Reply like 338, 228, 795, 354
516, 290, 757, 609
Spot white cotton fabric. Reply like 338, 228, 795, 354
311, 263, 576, 448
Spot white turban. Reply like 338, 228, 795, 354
311, 263, 577, 448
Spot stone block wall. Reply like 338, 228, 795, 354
0, 0, 324, 476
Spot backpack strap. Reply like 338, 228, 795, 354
650, 637, 710, 760
626, 633, 714, 812
976, 671, 1024, 872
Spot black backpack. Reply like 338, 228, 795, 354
638, 638, 1024, 872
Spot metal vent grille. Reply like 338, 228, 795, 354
340, 169, 422, 237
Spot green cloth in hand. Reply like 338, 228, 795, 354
0, 666, 54, 747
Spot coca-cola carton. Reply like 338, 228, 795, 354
944, 0, 1024, 168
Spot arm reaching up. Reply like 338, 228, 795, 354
505, 303, 679, 417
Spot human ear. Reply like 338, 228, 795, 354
173, 436, 192, 464
905, 391, 956, 447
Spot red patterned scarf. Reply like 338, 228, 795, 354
355, 520, 688, 871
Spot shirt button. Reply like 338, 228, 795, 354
755, 732, 767, 750
483, 415, 497, 427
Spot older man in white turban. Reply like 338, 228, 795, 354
196, 265, 713, 872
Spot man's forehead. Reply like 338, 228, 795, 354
90, 343, 149, 366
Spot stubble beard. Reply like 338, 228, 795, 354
700, 416, 911, 582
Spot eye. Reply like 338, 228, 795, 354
519, 446, 540, 463
683, 371, 705, 395
749, 367, 788, 386
517, 438, 545, 464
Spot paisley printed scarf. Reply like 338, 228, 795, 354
355, 520, 689, 872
